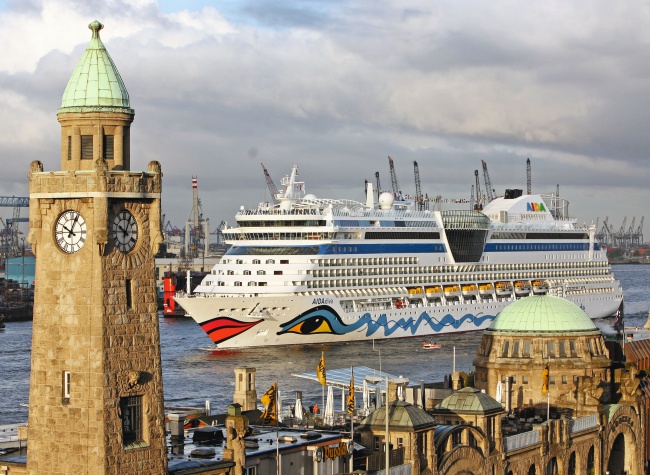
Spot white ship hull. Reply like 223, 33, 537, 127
176, 288, 621, 349
174, 164, 623, 349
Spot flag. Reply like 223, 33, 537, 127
317, 352, 326, 386
614, 301, 625, 333
541, 363, 549, 394
259, 382, 277, 425
347, 368, 355, 415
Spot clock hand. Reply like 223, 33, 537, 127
63, 225, 76, 237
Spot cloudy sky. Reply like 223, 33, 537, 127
0, 0, 648, 237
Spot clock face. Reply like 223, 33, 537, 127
55, 210, 87, 254
112, 209, 138, 253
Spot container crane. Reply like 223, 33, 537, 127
388, 156, 401, 198
261, 163, 280, 205
526, 158, 531, 195
481, 160, 495, 203
634, 217, 644, 247
0, 195, 29, 261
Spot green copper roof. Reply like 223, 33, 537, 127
435, 387, 504, 415
357, 400, 436, 431
489, 295, 597, 333
58, 21, 133, 114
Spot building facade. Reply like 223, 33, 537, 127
357, 295, 645, 475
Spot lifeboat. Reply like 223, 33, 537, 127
514, 280, 531, 296
532, 280, 548, 294
444, 285, 461, 298
425, 286, 443, 298
478, 283, 494, 296
423, 341, 442, 349
495, 281, 513, 297
408, 287, 424, 296
461, 284, 478, 297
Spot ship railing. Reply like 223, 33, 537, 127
330, 208, 435, 218
237, 207, 324, 216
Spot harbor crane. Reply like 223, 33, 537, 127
210, 220, 229, 250
185, 177, 209, 259
526, 158, 531, 195
481, 160, 495, 203
0, 195, 29, 262
474, 170, 483, 210
388, 156, 401, 197
374, 172, 382, 201
413, 161, 425, 210
261, 163, 280, 205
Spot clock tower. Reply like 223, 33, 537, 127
26, 21, 167, 474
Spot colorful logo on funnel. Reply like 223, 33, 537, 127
526, 202, 546, 212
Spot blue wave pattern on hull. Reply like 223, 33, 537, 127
277, 305, 496, 338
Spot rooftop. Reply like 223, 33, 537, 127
357, 400, 436, 431
434, 387, 504, 415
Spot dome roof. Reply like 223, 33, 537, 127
434, 387, 503, 415
489, 295, 597, 333
59, 21, 133, 114
357, 400, 436, 431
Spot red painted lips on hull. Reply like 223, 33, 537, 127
201, 317, 262, 344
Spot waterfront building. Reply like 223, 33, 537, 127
355, 295, 645, 474
5, 20, 167, 475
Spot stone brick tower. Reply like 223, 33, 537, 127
26, 21, 167, 474
233, 368, 257, 411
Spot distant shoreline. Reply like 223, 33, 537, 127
610, 259, 650, 265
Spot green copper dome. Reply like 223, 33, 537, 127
488, 295, 597, 333
435, 387, 504, 415
58, 21, 133, 114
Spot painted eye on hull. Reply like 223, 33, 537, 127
285, 315, 334, 334
278, 306, 345, 336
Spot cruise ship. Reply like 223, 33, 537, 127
174, 165, 623, 349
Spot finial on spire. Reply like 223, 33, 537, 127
89, 20, 104, 39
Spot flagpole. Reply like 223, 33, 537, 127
349, 366, 354, 474
321, 351, 325, 419
546, 358, 550, 421
276, 380, 280, 475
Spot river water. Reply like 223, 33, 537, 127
1, 264, 648, 426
